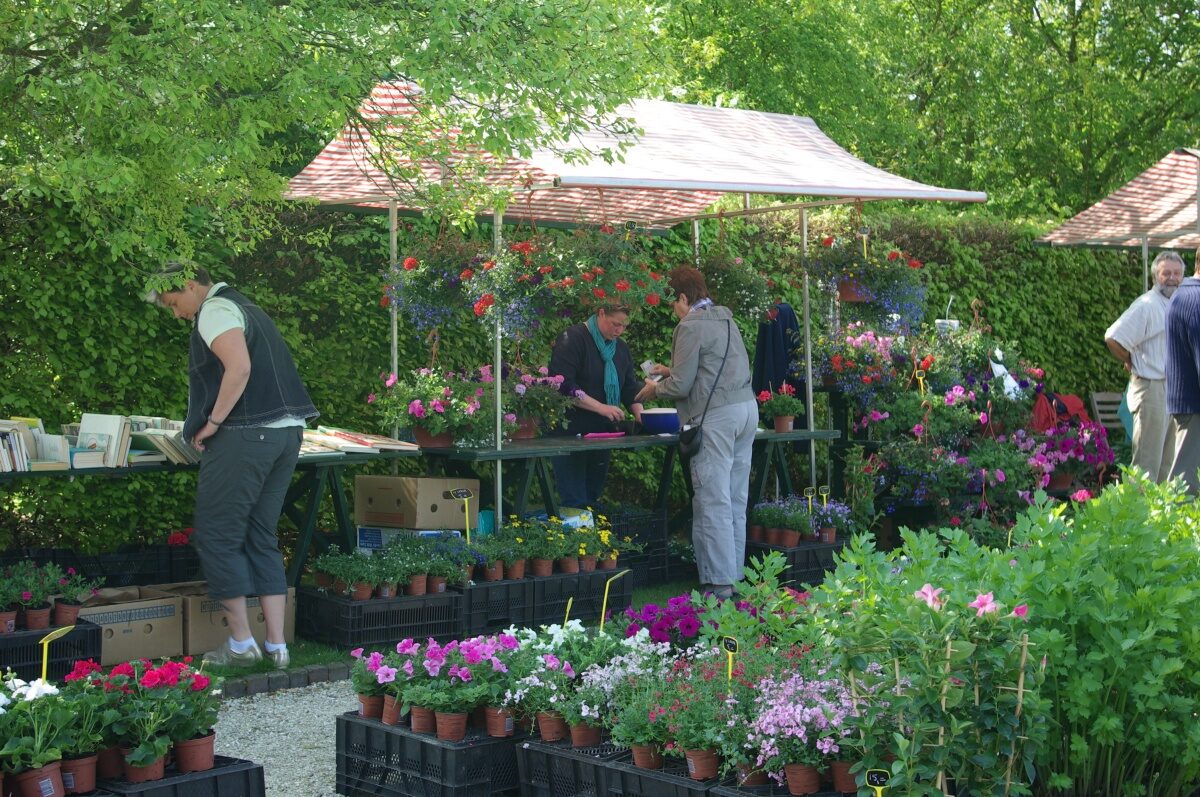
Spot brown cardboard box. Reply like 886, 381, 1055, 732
78, 587, 184, 665
354, 475, 480, 530
143, 582, 295, 655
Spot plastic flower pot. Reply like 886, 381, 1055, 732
569, 722, 602, 748
410, 706, 435, 734
631, 744, 664, 770
173, 732, 215, 774
357, 694, 384, 719
405, 574, 429, 596
784, 763, 821, 795
536, 711, 568, 742
773, 416, 795, 433
684, 749, 719, 780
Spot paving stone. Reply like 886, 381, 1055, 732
243, 673, 270, 696
306, 664, 328, 684
288, 669, 310, 690
267, 671, 290, 693
327, 662, 350, 681
221, 679, 247, 699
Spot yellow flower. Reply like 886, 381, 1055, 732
578, 544, 587, 555
515, 537, 524, 544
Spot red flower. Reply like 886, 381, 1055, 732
538, 265, 553, 274
780, 383, 796, 396
191, 673, 211, 692
636, 280, 647, 289
862, 376, 872, 384
615, 279, 631, 293
920, 355, 934, 370
459, 268, 474, 281
593, 288, 607, 299
139, 669, 164, 688
907, 258, 922, 269
581, 272, 594, 282
949, 516, 962, 526
821, 236, 834, 247
402, 256, 419, 271
646, 293, 661, 306
379, 295, 389, 308
167, 532, 190, 547
482, 260, 496, 270
599, 223, 616, 234
594, 267, 605, 275
757, 390, 771, 402
563, 277, 575, 287
887, 250, 900, 261
110, 662, 135, 678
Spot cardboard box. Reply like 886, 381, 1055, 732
78, 587, 184, 665
143, 581, 295, 656
355, 525, 460, 554
354, 476, 480, 530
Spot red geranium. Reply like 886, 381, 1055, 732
460, 268, 474, 281
615, 279, 631, 292
646, 293, 661, 306
402, 256, 419, 271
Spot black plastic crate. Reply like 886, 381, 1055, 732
337, 710, 524, 797
608, 507, 669, 589
745, 540, 844, 589
75, 546, 171, 587
527, 571, 634, 629
0, 547, 71, 569
97, 755, 264, 797
711, 780, 846, 797
298, 588, 462, 648
603, 754, 718, 797
0, 620, 101, 682
461, 579, 533, 636
517, 738, 628, 797
167, 545, 203, 582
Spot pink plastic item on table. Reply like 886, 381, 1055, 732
583, 432, 626, 439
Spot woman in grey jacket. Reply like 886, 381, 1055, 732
636, 267, 758, 598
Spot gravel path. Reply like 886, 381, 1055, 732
215, 679, 355, 797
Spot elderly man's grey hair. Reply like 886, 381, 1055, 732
1151, 251, 1185, 279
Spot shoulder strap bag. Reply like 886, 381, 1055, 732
678, 320, 732, 461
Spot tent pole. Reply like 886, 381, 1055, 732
692, 219, 701, 265
389, 200, 400, 455
494, 209, 504, 519
802, 210, 816, 489
1142, 237, 1150, 292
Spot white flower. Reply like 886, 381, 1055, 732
17, 679, 58, 701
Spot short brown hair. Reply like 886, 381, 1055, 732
668, 266, 710, 304
144, 259, 213, 305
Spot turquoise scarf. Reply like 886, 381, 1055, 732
587, 315, 620, 406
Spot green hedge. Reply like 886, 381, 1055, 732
0, 203, 1150, 550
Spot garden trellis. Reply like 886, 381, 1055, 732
286, 79, 987, 506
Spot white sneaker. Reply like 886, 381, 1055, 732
266, 646, 289, 669
202, 639, 263, 667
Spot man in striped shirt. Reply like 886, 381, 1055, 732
1105, 251, 1184, 482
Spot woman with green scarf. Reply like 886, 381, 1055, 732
548, 304, 645, 509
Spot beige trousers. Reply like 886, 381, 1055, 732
1128, 375, 1175, 482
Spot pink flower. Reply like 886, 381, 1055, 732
367, 393, 377, 404
430, 399, 446, 413
1070, 489, 1093, 502
504, 413, 517, 423
396, 639, 419, 656
457, 667, 473, 683
375, 665, 397, 684
995, 469, 1006, 483
913, 583, 944, 610
408, 399, 426, 418
498, 634, 519, 650
366, 652, 384, 672
968, 592, 1000, 617
912, 423, 924, 437
20, 591, 31, 602
563, 662, 575, 678
1010, 604, 1029, 620
385, 372, 398, 388
542, 654, 560, 670
979, 412, 989, 425
538, 366, 549, 376
402, 660, 414, 677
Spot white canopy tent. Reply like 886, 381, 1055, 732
287, 80, 988, 507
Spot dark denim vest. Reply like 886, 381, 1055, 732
183, 286, 318, 442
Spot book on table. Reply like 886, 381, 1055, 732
78, 413, 132, 468
316, 425, 418, 451
303, 429, 373, 454
30, 431, 70, 471
0, 420, 34, 472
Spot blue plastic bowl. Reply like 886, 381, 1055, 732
641, 408, 680, 434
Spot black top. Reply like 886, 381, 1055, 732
548, 322, 641, 435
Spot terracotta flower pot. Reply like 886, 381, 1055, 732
174, 732, 216, 774
569, 722, 602, 748
598, 555, 618, 570
748, 525, 764, 542
536, 711, 568, 742
779, 528, 802, 547
836, 277, 870, 303
377, 582, 399, 599
773, 415, 795, 433
0, 609, 16, 634
410, 706, 436, 734
736, 764, 769, 786
13, 760, 64, 797
784, 762, 821, 795
350, 582, 375, 601
435, 711, 469, 742
53, 601, 82, 627
96, 746, 123, 779
830, 760, 858, 793
684, 748, 719, 781
820, 526, 837, 545
413, 428, 454, 448
462, 565, 475, 584
60, 755, 97, 797
429, 575, 448, 593
484, 706, 515, 737
504, 559, 526, 580
630, 744, 664, 770
1047, 470, 1075, 490
405, 574, 429, 596
358, 694, 384, 719
120, 750, 166, 784
556, 556, 580, 574
382, 694, 404, 726
766, 527, 784, 546
333, 579, 349, 595
483, 562, 504, 582
579, 555, 597, 572
22, 605, 51, 630
514, 417, 539, 440
531, 558, 554, 577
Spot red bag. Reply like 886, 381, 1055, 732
1031, 393, 1057, 433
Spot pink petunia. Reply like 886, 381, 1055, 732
913, 583, 944, 610
1010, 604, 1029, 620
375, 665, 397, 684
385, 372, 398, 388
367, 393, 377, 404
408, 399, 426, 418
542, 654, 560, 670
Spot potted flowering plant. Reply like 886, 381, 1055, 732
503, 651, 578, 742
781, 500, 811, 546
463, 238, 563, 329
517, 517, 574, 576
504, 368, 572, 436
539, 226, 669, 312
757, 384, 804, 432
58, 665, 121, 794
1030, 419, 1115, 489
0, 673, 71, 797
350, 649, 390, 718
813, 322, 905, 412
623, 595, 705, 648
0, 578, 19, 633
660, 652, 732, 780
373, 368, 472, 447
8, 561, 54, 630
104, 660, 181, 782
811, 499, 853, 544
162, 662, 221, 773
44, 564, 102, 626
700, 249, 774, 322
464, 633, 523, 737
609, 679, 670, 767
405, 641, 491, 742
747, 671, 856, 793
384, 236, 484, 331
